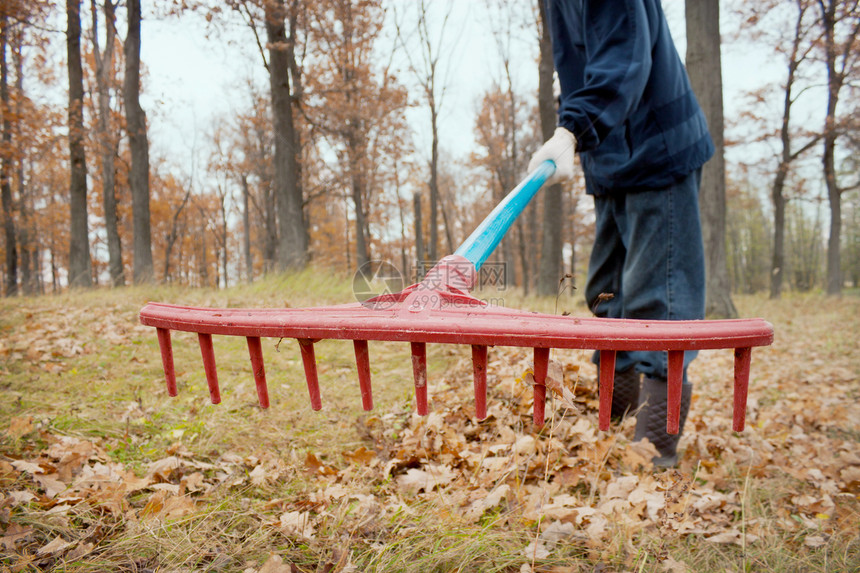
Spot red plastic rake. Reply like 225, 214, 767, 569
140, 162, 773, 433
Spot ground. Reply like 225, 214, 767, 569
1, 272, 858, 572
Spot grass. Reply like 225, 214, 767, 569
1, 269, 859, 572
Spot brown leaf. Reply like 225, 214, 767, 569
305, 452, 337, 476
147, 456, 181, 482
705, 529, 759, 545
1, 524, 34, 551
278, 511, 315, 539
396, 465, 456, 495
259, 553, 293, 573
660, 556, 691, 572
161, 495, 196, 520
121, 470, 152, 493
11, 459, 45, 475
6, 415, 34, 439
520, 360, 581, 411
35, 474, 67, 498
36, 536, 74, 556
66, 541, 95, 560
342, 446, 377, 465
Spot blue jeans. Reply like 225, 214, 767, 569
586, 170, 705, 382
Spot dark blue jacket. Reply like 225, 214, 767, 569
546, 0, 714, 194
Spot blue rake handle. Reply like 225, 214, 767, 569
454, 160, 556, 271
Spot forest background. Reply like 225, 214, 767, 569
0, 0, 858, 303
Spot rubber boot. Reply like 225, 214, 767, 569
634, 376, 692, 468
611, 367, 640, 420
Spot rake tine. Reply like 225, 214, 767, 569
598, 349, 617, 431
411, 342, 428, 415
354, 340, 373, 411
666, 350, 685, 434
733, 347, 752, 432
197, 333, 221, 404
299, 339, 322, 411
533, 347, 550, 426
156, 328, 178, 397
472, 345, 488, 420
246, 336, 269, 409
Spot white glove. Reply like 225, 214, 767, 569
528, 126, 576, 185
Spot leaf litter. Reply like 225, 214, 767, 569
1, 295, 858, 571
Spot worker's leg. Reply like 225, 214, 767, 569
619, 169, 705, 465
585, 194, 639, 417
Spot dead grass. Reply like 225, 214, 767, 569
1, 272, 859, 572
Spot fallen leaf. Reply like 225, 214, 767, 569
342, 446, 377, 465
258, 553, 292, 573
6, 490, 36, 505
37, 536, 74, 556
305, 452, 337, 476
279, 511, 315, 539
6, 415, 34, 439
66, 541, 95, 560
161, 495, 195, 519
541, 520, 575, 546
660, 556, 690, 572
35, 474, 68, 498
396, 465, 456, 495
705, 529, 759, 545
521, 540, 550, 559
1, 524, 34, 551
11, 459, 44, 475
147, 457, 180, 482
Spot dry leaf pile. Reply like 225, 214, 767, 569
361, 344, 859, 559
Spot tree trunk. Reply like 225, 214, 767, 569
348, 135, 370, 268
685, 0, 736, 318
124, 0, 153, 284
241, 174, 253, 282
516, 218, 529, 295
771, 168, 787, 299
163, 188, 190, 282
0, 16, 18, 296
818, 0, 847, 296
92, 0, 124, 286
13, 28, 35, 295
67, 0, 92, 288
429, 101, 439, 263
438, 185, 454, 255
414, 191, 424, 270
537, 0, 564, 296
265, 0, 307, 271
395, 167, 408, 278
220, 198, 228, 287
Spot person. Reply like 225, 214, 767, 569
528, 0, 713, 467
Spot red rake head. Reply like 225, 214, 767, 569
140, 255, 773, 433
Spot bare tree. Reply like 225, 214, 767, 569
816, 0, 860, 295
264, 0, 307, 271
67, 0, 92, 288
686, 0, 737, 317
124, 0, 154, 283
536, 0, 564, 296
769, 0, 820, 298
91, 0, 124, 286
0, 11, 18, 295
